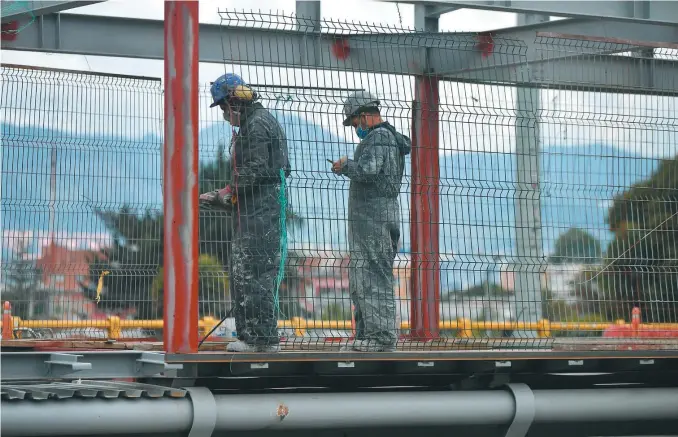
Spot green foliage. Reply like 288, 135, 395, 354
151, 254, 229, 318
550, 227, 602, 264
81, 206, 163, 318
442, 282, 508, 300
599, 158, 678, 322
541, 289, 608, 338
321, 302, 350, 321
2, 240, 45, 320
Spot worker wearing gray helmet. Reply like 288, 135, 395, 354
331, 91, 412, 352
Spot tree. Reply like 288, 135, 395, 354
2, 240, 44, 319
598, 158, 678, 323
151, 254, 230, 318
549, 227, 602, 264
81, 206, 163, 318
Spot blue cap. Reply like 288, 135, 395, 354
209, 73, 256, 108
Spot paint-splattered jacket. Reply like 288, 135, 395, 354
229, 102, 290, 346
340, 122, 412, 345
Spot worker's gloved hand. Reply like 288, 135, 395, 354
199, 186, 236, 209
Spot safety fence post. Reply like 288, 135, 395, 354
409, 75, 441, 341
163, 0, 200, 354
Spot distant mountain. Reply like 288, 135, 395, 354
1, 117, 660, 289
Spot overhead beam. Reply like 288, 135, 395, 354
455, 17, 678, 79
426, 5, 461, 17
380, 0, 678, 25
0, 1, 106, 23
3, 12, 678, 95
449, 53, 676, 96
0, 12, 428, 74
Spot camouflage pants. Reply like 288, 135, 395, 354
229, 189, 281, 345
347, 198, 400, 345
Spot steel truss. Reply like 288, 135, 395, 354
3, 3, 678, 435
2, 11, 678, 94
384, 0, 678, 25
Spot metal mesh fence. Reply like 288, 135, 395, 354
1, 65, 164, 340
2, 11, 678, 351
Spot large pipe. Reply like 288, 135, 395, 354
3, 388, 678, 436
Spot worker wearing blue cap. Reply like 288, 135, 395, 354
200, 73, 291, 352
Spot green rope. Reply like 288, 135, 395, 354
273, 167, 288, 319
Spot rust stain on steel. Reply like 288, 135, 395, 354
276, 404, 289, 421
536, 31, 678, 50
163, 0, 199, 354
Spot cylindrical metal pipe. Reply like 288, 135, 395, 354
533, 388, 678, 422
3, 388, 678, 436
213, 391, 515, 430
163, 0, 200, 354
1, 398, 193, 436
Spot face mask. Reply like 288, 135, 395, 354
355, 125, 369, 140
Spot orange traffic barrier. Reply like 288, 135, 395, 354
2, 301, 13, 340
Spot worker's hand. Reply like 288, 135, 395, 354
216, 185, 235, 205
199, 190, 219, 204
331, 156, 347, 174
199, 186, 235, 208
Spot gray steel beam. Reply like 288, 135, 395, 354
0, 12, 428, 74
0, 351, 182, 380
449, 53, 678, 96
0, 1, 106, 23
2, 12, 678, 94
380, 0, 678, 25
450, 17, 678, 77
512, 13, 547, 339
426, 5, 461, 17
3, 388, 678, 436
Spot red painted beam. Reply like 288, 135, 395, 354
163, 0, 199, 354
409, 76, 441, 341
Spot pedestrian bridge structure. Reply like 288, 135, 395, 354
2, 1, 678, 436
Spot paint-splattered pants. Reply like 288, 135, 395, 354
229, 187, 281, 345
347, 197, 400, 345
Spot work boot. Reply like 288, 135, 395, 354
340, 339, 396, 352
226, 340, 280, 353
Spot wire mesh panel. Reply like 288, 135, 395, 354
532, 36, 678, 336
1, 65, 164, 340
3, 10, 678, 352
192, 10, 678, 352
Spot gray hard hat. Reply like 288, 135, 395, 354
342, 90, 380, 126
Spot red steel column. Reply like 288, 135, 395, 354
409, 76, 440, 341
163, 0, 199, 354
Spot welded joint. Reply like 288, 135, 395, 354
44, 353, 92, 376
135, 352, 184, 375
504, 383, 535, 437
187, 387, 217, 437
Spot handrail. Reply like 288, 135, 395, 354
5, 317, 678, 339
3, 303, 678, 340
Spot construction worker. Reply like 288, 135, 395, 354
200, 73, 291, 352
331, 91, 412, 352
